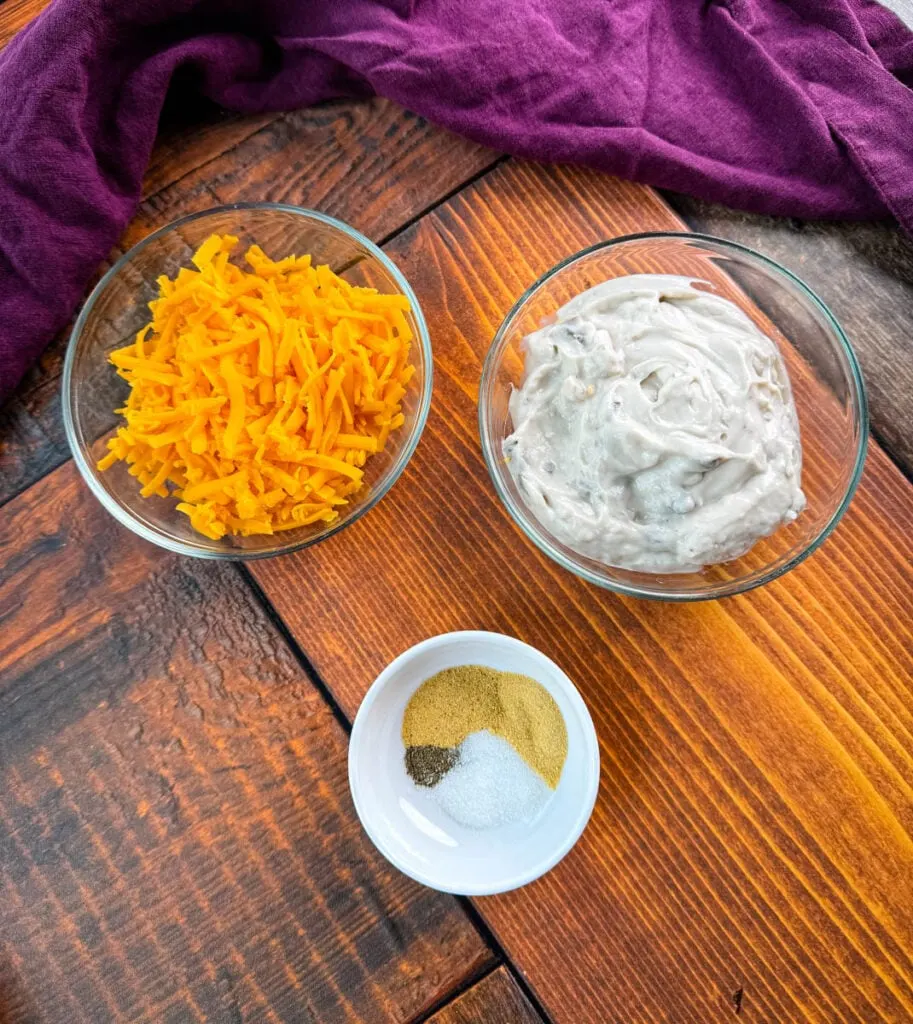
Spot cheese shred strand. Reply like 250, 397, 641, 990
99, 234, 415, 539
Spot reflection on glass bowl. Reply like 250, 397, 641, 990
63, 203, 432, 560
479, 233, 867, 601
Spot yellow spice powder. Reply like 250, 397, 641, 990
401, 665, 568, 788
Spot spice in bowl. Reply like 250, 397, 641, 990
97, 233, 415, 539
402, 665, 568, 829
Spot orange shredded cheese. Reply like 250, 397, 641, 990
98, 234, 416, 540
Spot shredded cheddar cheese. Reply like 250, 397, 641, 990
98, 234, 415, 540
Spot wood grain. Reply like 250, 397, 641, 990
426, 968, 543, 1024
251, 160, 913, 1023
142, 109, 278, 202
0, 96, 496, 508
0, 0, 48, 48
667, 193, 913, 481
0, 464, 493, 1023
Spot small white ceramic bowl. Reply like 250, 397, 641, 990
348, 631, 600, 895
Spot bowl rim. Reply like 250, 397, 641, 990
62, 201, 433, 560
478, 230, 869, 601
347, 630, 601, 895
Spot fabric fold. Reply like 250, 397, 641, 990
1, 0, 912, 403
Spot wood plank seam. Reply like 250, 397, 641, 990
407, 959, 504, 1024
0, 154, 506, 516
243, 159, 913, 1022
0, 472, 497, 1020
664, 192, 913, 488
237, 562, 355, 738
141, 113, 283, 201
237, 561, 557, 1023
670, 207, 913, 492
375, 154, 510, 248
455, 896, 555, 1023
242, 566, 558, 1024
421, 966, 547, 1024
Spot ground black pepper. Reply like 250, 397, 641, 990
402, 664, 568, 788
404, 745, 459, 787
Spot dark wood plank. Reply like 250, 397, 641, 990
251, 160, 913, 1023
666, 194, 913, 479
143, 110, 277, 202
128, 100, 496, 251
426, 968, 543, 1024
0, 464, 494, 1023
0, 98, 497, 508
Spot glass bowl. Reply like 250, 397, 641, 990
479, 232, 868, 601
63, 203, 432, 559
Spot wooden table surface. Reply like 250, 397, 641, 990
3, 4, 913, 1023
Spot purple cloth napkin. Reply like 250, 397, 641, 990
2, 0, 912, 404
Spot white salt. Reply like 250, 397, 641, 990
433, 729, 550, 830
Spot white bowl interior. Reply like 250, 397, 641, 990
348, 632, 600, 895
